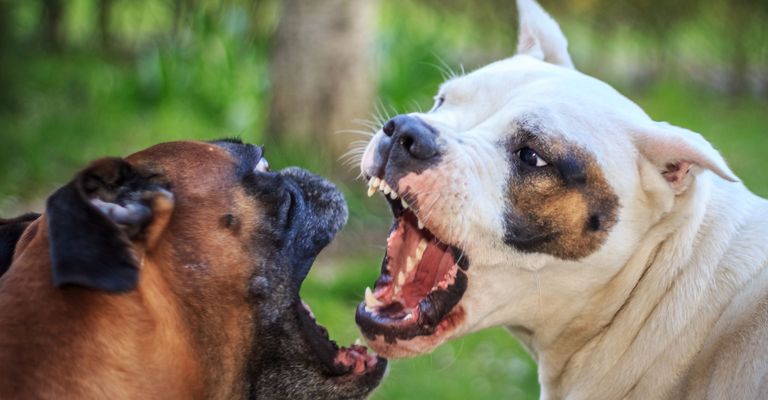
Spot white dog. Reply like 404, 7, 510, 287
354, 1, 768, 398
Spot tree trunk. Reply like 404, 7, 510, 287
98, 0, 113, 52
267, 0, 377, 175
0, 0, 15, 110
39, 0, 64, 51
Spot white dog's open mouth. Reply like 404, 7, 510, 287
356, 177, 468, 344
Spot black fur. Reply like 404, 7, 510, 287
0, 213, 41, 276
46, 158, 157, 292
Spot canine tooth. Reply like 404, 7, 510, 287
364, 287, 384, 308
397, 271, 406, 286
416, 239, 428, 258
367, 185, 376, 197
382, 183, 391, 196
418, 218, 425, 230
403, 313, 414, 321
401, 199, 409, 209
354, 338, 363, 346
406, 257, 416, 272
390, 191, 398, 200
370, 176, 381, 188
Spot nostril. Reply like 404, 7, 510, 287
399, 134, 414, 151
383, 119, 396, 137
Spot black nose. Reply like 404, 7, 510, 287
383, 115, 439, 160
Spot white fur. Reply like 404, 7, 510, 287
360, 1, 768, 398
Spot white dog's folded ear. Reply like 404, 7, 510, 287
634, 122, 738, 194
515, 0, 574, 69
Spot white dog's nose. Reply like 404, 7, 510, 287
382, 115, 440, 161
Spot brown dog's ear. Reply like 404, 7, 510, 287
46, 158, 173, 292
0, 213, 41, 276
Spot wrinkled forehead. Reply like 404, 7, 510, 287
125, 141, 240, 196
439, 55, 648, 137
441, 56, 645, 142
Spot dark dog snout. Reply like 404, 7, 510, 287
382, 115, 439, 161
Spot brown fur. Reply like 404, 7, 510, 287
506, 139, 619, 260
0, 142, 262, 399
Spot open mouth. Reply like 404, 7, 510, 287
274, 167, 386, 381
356, 176, 469, 344
297, 295, 385, 379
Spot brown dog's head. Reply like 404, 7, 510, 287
1, 140, 385, 399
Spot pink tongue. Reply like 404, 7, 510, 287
401, 240, 455, 308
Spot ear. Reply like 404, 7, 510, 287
634, 122, 738, 195
46, 158, 173, 292
0, 213, 41, 276
515, 0, 574, 68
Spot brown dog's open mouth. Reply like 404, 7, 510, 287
297, 297, 384, 378
356, 177, 468, 344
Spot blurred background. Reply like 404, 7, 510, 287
1, 0, 767, 398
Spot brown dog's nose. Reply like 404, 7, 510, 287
383, 115, 439, 160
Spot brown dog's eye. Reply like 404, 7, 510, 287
222, 214, 239, 230
518, 147, 548, 167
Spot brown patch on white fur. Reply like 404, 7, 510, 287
504, 143, 619, 260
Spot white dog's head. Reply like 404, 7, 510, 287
356, 0, 737, 358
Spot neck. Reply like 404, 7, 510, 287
0, 221, 202, 398
531, 178, 762, 399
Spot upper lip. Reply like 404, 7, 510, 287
366, 176, 428, 230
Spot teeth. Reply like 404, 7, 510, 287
364, 287, 384, 308
397, 271, 407, 286
367, 177, 381, 197
417, 218, 425, 230
406, 256, 416, 272
366, 176, 404, 200
416, 239, 428, 258
354, 338, 363, 346
401, 199, 409, 209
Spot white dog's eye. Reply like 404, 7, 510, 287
431, 95, 445, 112
518, 147, 548, 167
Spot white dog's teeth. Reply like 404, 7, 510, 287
417, 218, 425, 230
367, 185, 376, 197
390, 191, 398, 200
397, 271, 406, 286
382, 183, 391, 196
416, 239, 428, 259
354, 338, 363, 346
403, 313, 414, 321
370, 176, 381, 188
364, 286, 384, 308
401, 199, 409, 209
406, 256, 416, 272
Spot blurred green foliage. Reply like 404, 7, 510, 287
0, 0, 767, 398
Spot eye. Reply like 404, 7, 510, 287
431, 95, 445, 112
517, 147, 548, 167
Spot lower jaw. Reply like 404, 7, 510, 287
356, 305, 466, 358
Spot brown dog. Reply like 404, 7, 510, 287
0, 140, 385, 399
